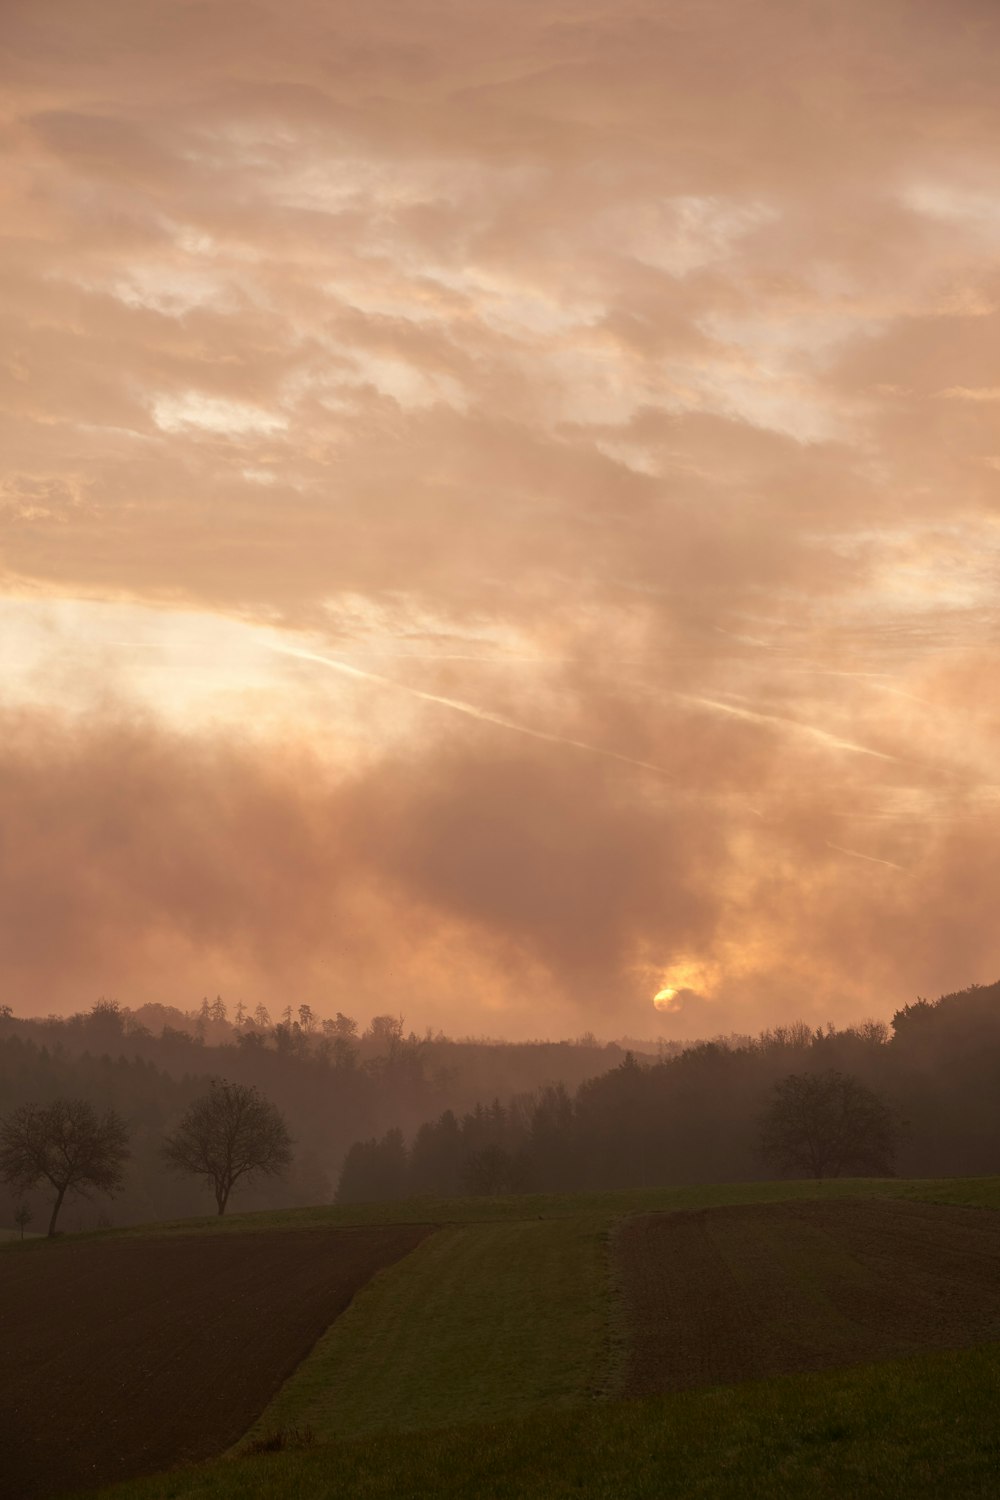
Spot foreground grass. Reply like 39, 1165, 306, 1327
96, 1338, 1000, 1500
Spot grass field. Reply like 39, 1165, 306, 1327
100, 1171, 1000, 1237
95, 1337, 1000, 1499
239, 1176, 1000, 1447
23, 1174, 1000, 1498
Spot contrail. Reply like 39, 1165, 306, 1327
348, 652, 572, 665
676, 693, 897, 761
712, 624, 774, 649
782, 669, 937, 708
825, 842, 906, 871
273, 645, 677, 778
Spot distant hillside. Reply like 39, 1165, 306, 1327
337, 980, 1000, 1201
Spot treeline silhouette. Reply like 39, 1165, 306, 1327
0, 998, 633, 1228
336, 981, 1000, 1202
5, 981, 999, 1226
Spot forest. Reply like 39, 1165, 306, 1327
336, 981, 1000, 1202
2, 979, 999, 1226
0, 997, 631, 1227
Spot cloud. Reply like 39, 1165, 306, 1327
939, 387, 1000, 402
0, 705, 716, 1032
1, 695, 997, 1039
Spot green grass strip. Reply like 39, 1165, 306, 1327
240, 1214, 610, 1445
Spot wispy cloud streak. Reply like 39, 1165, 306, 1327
825, 842, 906, 872
676, 694, 898, 762
274, 645, 678, 779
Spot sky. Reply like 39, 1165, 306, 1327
2, 0, 1000, 1038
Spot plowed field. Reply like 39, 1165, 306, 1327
615, 1197, 1000, 1396
0, 1224, 432, 1500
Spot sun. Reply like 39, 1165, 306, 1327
653, 987, 680, 1012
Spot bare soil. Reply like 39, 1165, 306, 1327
615, 1197, 1000, 1396
0, 1224, 432, 1499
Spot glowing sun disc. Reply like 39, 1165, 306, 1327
653, 987, 679, 1011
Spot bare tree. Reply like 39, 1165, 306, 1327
0, 1099, 130, 1236
162, 1079, 293, 1215
760, 1070, 898, 1180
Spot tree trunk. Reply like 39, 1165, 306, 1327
48, 1184, 67, 1237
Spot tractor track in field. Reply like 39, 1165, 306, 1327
615, 1197, 1000, 1396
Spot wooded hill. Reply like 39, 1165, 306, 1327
337, 980, 1000, 1202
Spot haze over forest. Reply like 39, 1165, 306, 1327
3, 0, 1000, 1040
